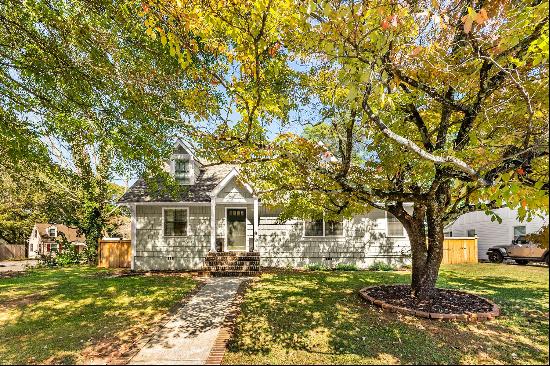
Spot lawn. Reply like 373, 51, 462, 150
0, 266, 197, 365
224, 263, 549, 365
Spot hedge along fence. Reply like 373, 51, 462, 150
442, 237, 478, 265
98, 239, 131, 268
0, 243, 26, 260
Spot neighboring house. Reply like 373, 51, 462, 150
445, 208, 549, 260
118, 140, 412, 271
28, 224, 86, 258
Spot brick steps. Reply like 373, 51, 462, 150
204, 252, 261, 277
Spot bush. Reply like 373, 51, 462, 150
305, 263, 330, 271
368, 261, 397, 271
38, 237, 86, 267
333, 263, 358, 271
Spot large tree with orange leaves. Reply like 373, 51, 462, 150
144, 0, 548, 298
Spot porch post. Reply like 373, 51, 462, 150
253, 197, 259, 252
210, 197, 216, 252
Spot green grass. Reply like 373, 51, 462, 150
0, 266, 197, 365
224, 264, 549, 365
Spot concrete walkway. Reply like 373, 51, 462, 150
129, 277, 245, 365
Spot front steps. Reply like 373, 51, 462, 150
204, 252, 261, 277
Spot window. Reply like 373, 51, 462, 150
513, 226, 526, 240
50, 243, 59, 252
467, 229, 476, 237
163, 208, 188, 236
174, 159, 190, 184
304, 219, 344, 237
387, 214, 404, 237
325, 220, 344, 236
48, 227, 57, 237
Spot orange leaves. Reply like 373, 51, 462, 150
475, 8, 489, 25
411, 46, 423, 57
462, 7, 489, 34
268, 42, 281, 57
380, 15, 398, 31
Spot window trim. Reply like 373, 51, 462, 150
162, 207, 190, 238
386, 212, 406, 238
302, 218, 345, 238
48, 226, 57, 238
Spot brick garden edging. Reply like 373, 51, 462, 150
205, 278, 253, 365
359, 285, 500, 322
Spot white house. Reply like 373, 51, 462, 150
118, 140, 412, 273
28, 223, 86, 258
445, 208, 548, 260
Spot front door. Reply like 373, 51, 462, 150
227, 208, 246, 251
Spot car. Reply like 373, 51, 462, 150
487, 235, 549, 265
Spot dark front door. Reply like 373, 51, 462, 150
227, 209, 246, 251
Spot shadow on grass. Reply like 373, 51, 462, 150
227, 266, 549, 365
0, 266, 196, 365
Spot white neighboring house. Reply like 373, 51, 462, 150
117, 139, 413, 272
28, 224, 86, 258
445, 208, 548, 260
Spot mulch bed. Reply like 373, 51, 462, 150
359, 285, 500, 321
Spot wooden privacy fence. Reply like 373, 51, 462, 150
98, 239, 131, 268
0, 243, 26, 260
442, 237, 478, 265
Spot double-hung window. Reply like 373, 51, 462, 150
164, 208, 188, 236
387, 213, 404, 237
304, 219, 344, 237
174, 159, 191, 184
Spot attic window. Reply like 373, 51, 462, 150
174, 159, 191, 184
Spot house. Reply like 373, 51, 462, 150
28, 224, 86, 258
117, 140, 412, 272
445, 208, 549, 260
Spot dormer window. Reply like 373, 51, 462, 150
170, 139, 198, 185
48, 227, 57, 237
174, 159, 191, 184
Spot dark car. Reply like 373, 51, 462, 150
487, 235, 549, 265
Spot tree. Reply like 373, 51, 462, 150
1, 0, 212, 258
145, 0, 549, 298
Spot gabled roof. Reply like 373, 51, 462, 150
210, 168, 255, 198
34, 224, 85, 242
118, 164, 236, 203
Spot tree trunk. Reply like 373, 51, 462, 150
399, 197, 447, 300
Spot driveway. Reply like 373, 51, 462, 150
0, 260, 38, 272
129, 277, 245, 365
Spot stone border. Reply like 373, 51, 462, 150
205, 278, 253, 365
104, 278, 208, 365
359, 285, 500, 322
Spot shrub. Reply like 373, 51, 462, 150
38, 237, 86, 267
333, 263, 358, 271
305, 263, 330, 271
368, 261, 397, 271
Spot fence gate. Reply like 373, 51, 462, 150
98, 239, 131, 268
442, 237, 478, 265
